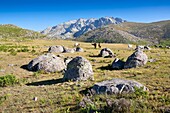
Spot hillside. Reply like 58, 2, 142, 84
77, 20, 170, 44
0, 24, 44, 40
116, 21, 170, 39
77, 26, 146, 44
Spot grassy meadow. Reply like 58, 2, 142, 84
0, 39, 169, 113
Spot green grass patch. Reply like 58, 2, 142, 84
0, 74, 19, 87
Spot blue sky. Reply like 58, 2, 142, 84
0, 0, 170, 31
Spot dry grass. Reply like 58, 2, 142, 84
0, 39, 170, 112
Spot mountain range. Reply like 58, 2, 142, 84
41, 17, 126, 39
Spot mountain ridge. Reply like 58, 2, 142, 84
41, 17, 126, 39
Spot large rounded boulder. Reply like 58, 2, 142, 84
124, 49, 148, 69
27, 53, 66, 73
48, 45, 64, 53
91, 78, 147, 94
99, 48, 114, 58
63, 56, 94, 81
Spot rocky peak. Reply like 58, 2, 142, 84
41, 17, 126, 39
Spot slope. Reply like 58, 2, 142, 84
77, 25, 147, 44
0, 24, 44, 40
77, 20, 170, 44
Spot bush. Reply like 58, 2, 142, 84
0, 74, 18, 87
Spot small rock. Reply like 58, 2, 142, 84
75, 47, 84, 52
48, 45, 64, 53
148, 59, 156, 63
109, 98, 131, 112
79, 97, 94, 108
8, 64, 17, 67
99, 48, 114, 58
33, 97, 38, 101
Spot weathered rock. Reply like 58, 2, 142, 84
124, 49, 148, 69
99, 48, 114, 58
48, 45, 64, 53
91, 78, 147, 94
111, 58, 125, 70
63, 56, 94, 81
79, 97, 94, 108
27, 53, 66, 73
63, 47, 75, 53
75, 47, 84, 52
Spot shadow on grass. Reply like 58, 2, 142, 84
26, 78, 65, 86
20, 64, 29, 70
20, 64, 38, 72
89, 55, 114, 58
97, 64, 125, 71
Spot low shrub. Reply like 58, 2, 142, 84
0, 74, 18, 87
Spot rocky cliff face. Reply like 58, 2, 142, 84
41, 17, 126, 39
